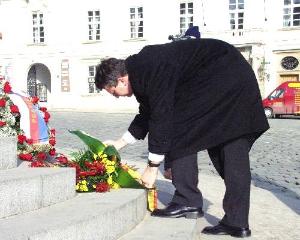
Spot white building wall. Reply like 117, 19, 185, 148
1, 0, 300, 110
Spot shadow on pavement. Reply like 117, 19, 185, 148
155, 179, 221, 226
252, 175, 300, 215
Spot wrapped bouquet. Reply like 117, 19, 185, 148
57, 130, 157, 211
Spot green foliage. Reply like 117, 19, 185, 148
69, 130, 105, 154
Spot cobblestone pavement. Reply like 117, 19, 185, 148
50, 111, 300, 200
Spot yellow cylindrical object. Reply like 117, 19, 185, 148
147, 188, 157, 212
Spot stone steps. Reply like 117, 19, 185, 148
0, 189, 147, 240
0, 167, 76, 218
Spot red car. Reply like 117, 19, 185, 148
262, 81, 300, 118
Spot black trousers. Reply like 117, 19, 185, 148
170, 135, 255, 228
171, 153, 203, 208
207, 136, 255, 228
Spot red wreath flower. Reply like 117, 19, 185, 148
36, 152, 47, 161
19, 153, 33, 161
56, 155, 69, 165
31, 161, 46, 167
3, 82, 12, 93
10, 105, 19, 113
44, 111, 50, 123
95, 182, 110, 192
39, 107, 47, 112
0, 98, 6, 107
31, 96, 39, 104
0, 121, 6, 127
17, 134, 27, 144
49, 138, 56, 146
49, 148, 56, 156
50, 129, 56, 136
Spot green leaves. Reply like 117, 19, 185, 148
69, 130, 121, 161
103, 145, 121, 162
115, 167, 144, 189
69, 130, 105, 154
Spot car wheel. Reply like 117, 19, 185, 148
264, 108, 273, 118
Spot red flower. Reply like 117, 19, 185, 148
31, 161, 45, 167
56, 155, 69, 165
50, 129, 56, 136
36, 152, 47, 161
3, 82, 12, 93
96, 182, 110, 192
26, 138, 33, 144
39, 107, 47, 112
0, 121, 6, 127
17, 134, 27, 144
31, 96, 39, 104
10, 105, 19, 113
49, 138, 56, 146
19, 153, 33, 161
0, 98, 6, 107
49, 148, 56, 156
79, 171, 89, 177
92, 162, 106, 175
44, 111, 50, 122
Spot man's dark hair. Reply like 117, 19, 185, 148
94, 58, 127, 90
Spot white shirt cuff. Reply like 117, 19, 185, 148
148, 152, 165, 163
121, 131, 137, 144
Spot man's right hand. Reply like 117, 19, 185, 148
103, 138, 127, 150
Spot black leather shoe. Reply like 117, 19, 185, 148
202, 223, 251, 238
151, 202, 203, 219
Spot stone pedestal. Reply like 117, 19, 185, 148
0, 136, 17, 170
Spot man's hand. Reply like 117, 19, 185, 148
103, 138, 127, 150
141, 166, 158, 188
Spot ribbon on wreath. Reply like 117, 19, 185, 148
9, 92, 49, 143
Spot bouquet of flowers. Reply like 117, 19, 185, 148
56, 130, 143, 193
56, 130, 157, 211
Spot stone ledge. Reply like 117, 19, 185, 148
0, 136, 17, 170
0, 189, 147, 240
0, 167, 76, 218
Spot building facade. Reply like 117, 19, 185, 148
0, 0, 299, 111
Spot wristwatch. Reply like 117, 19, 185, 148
147, 160, 160, 167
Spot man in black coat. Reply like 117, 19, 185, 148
94, 38, 269, 238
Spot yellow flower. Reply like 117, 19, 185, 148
105, 160, 116, 174
76, 180, 89, 192
107, 175, 113, 185
106, 165, 115, 174
111, 182, 120, 189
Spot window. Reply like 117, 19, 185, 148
32, 12, 44, 43
88, 66, 99, 93
180, 2, 193, 34
269, 89, 284, 99
129, 7, 143, 38
88, 10, 101, 41
283, 0, 300, 27
37, 83, 47, 102
27, 65, 37, 97
229, 0, 244, 30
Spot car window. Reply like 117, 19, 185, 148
269, 88, 284, 99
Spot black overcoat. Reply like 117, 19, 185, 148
125, 38, 269, 159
